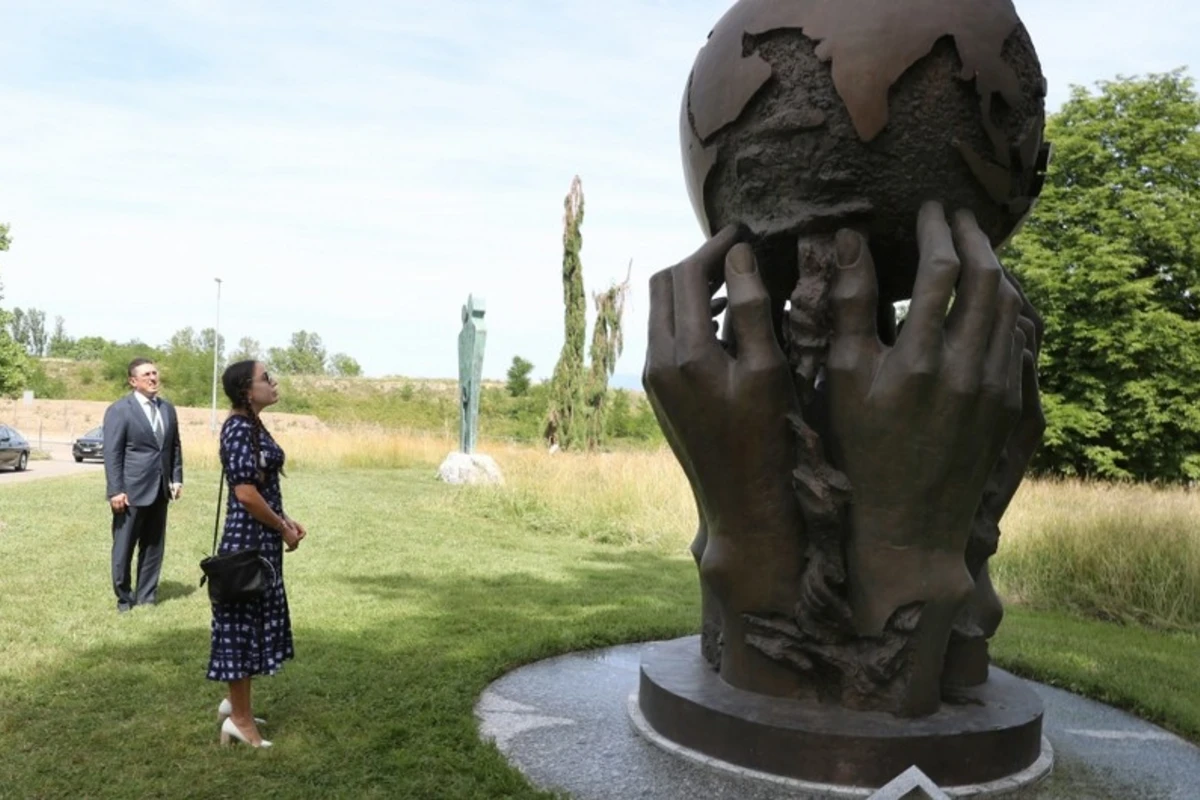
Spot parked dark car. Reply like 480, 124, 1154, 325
72, 426, 104, 463
0, 424, 30, 472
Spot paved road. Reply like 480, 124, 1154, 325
0, 441, 102, 486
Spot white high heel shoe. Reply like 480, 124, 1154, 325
219, 716, 273, 748
217, 698, 266, 726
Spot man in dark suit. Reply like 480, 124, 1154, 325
103, 358, 184, 613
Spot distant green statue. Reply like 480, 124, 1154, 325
458, 294, 487, 454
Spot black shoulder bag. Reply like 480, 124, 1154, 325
199, 467, 277, 604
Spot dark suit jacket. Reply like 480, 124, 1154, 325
103, 392, 184, 507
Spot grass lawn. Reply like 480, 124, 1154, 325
1, 467, 1197, 799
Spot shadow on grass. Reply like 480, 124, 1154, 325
0, 548, 699, 800
157, 580, 197, 603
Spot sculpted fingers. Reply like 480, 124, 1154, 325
644, 269, 676, 392
1019, 347, 1047, 442
725, 243, 783, 370
986, 344, 1045, 518
1016, 313, 1039, 371
946, 210, 1002, 372
1019, 307, 1043, 363
1006, 327, 1027, 419
897, 201, 960, 367
690, 223, 747, 285
673, 224, 744, 330
674, 225, 745, 369
1003, 267, 1045, 354
981, 280, 1022, 397
648, 269, 674, 343
828, 229, 881, 375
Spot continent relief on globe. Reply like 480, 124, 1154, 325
681, 0, 1051, 301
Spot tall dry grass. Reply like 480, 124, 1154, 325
182, 425, 447, 472
994, 479, 1200, 628
467, 443, 695, 547
183, 426, 1200, 628
182, 424, 696, 548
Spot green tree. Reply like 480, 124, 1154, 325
47, 316, 70, 357
9, 308, 26, 350
266, 348, 287, 372
1005, 68, 1200, 480
0, 310, 29, 395
328, 352, 362, 377
100, 341, 146, 386
229, 336, 263, 364
198, 328, 224, 360
584, 268, 631, 446
111, 327, 222, 407
506, 356, 534, 397
70, 336, 113, 361
268, 330, 328, 375
24, 361, 67, 399
544, 177, 630, 450
22, 309, 47, 357
604, 388, 665, 443
545, 176, 588, 449
0, 224, 29, 395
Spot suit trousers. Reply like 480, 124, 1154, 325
111, 488, 169, 609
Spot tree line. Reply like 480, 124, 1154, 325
1004, 68, 1200, 481
1, 69, 1198, 480
0, 305, 363, 408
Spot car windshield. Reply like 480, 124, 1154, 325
85, 427, 103, 439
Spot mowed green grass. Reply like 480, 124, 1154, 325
0, 468, 1197, 800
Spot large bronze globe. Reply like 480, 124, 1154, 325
681, 0, 1051, 302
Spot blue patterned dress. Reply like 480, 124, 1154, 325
207, 414, 294, 682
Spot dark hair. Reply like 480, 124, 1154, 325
222, 360, 257, 408
127, 357, 155, 378
222, 360, 268, 483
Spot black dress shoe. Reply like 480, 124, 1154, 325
118, 604, 134, 614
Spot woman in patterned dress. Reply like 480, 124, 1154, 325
209, 360, 307, 748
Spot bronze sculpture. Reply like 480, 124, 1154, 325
638, 0, 1051, 788
458, 295, 488, 456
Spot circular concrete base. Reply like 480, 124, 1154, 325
629, 692, 1054, 798
636, 636, 1048, 790
475, 639, 1200, 799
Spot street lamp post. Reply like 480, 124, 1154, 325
210, 278, 223, 433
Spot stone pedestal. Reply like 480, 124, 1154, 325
438, 452, 503, 485
635, 636, 1048, 791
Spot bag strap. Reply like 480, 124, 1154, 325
211, 466, 226, 557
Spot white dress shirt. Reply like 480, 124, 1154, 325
133, 391, 182, 495
134, 391, 161, 431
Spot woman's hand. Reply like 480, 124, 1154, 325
281, 520, 306, 552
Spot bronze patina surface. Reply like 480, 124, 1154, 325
641, 0, 1051, 788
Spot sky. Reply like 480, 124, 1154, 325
1, 1, 1196, 386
